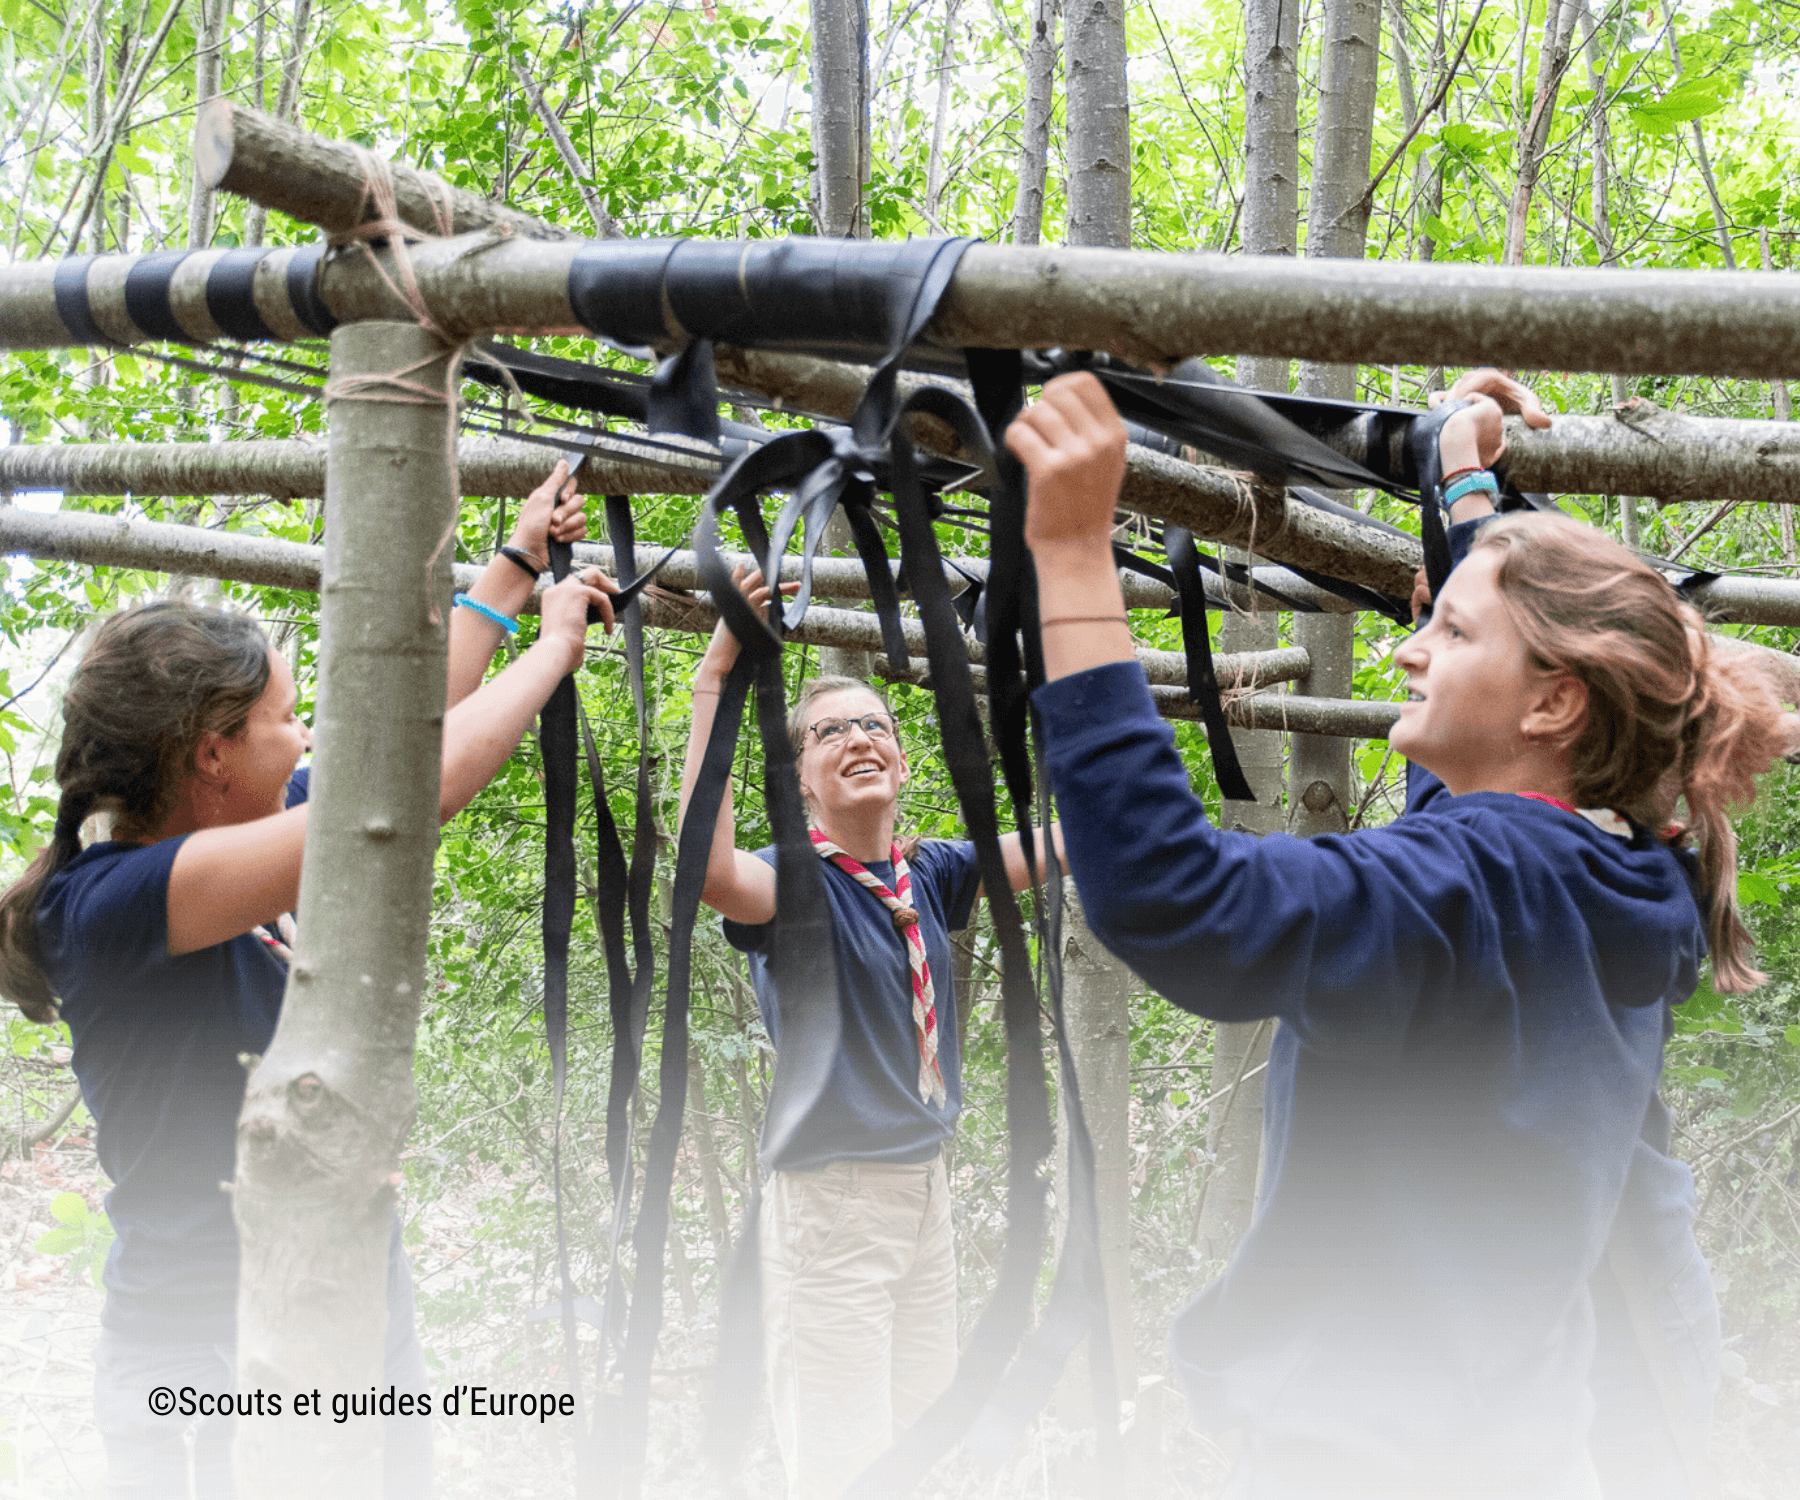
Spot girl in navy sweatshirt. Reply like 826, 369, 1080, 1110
1006, 373, 1793, 1500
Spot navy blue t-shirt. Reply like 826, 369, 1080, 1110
724, 838, 981, 1172
1036, 661, 1707, 1494
37, 768, 308, 1342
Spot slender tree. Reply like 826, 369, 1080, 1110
1011, 0, 1061, 246
187, 0, 229, 248
1503, 0, 1579, 266
1197, 0, 1301, 1266
1064, 0, 1129, 245
1058, 0, 1137, 1417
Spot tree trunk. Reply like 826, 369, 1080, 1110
809, 0, 868, 237
1294, 0, 1380, 836
1055, 885, 1137, 1414
233, 323, 459, 1495
1578, 0, 1635, 542
1011, 0, 1060, 246
1064, 0, 1130, 246
85, 0, 108, 254
1502, 0, 1578, 266
924, 0, 961, 229
187, 0, 229, 249
243, 0, 313, 248
1196, 0, 1303, 1265
1240, 0, 1299, 274
807, 0, 871, 675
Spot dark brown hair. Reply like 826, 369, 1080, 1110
1474, 514, 1791, 992
0, 602, 271, 1022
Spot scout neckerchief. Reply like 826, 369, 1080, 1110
809, 831, 947, 1108
1515, 791, 1632, 839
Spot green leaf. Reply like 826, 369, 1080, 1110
1737, 869, 1782, 905
49, 1190, 89, 1228
1629, 78, 1731, 135
34, 1225, 82, 1254
1784, 1026, 1800, 1049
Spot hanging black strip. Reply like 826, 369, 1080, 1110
1164, 528, 1257, 803
963, 348, 1036, 837
846, 404, 1058, 1497
204, 249, 280, 344
968, 733, 1120, 1467
540, 534, 598, 1498
640, 438, 849, 1486
51, 256, 108, 348
842, 479, 912, 667
1405, 398, 1469, 604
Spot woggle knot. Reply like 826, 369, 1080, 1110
826, 425, 882, 474
892, 906, 920, 932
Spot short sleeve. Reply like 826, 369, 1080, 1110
720, 846, 777, 953
912, 839, 980, 932
39, 837, 187, 984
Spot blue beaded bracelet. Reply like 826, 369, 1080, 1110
452, 593, 519, 635
1442, 470, 1499, 508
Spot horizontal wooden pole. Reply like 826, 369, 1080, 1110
11, 224, 1800, 387
179, 107, 1800, 383
0, 436, 715, 502
1501, 404, 1800, 507
0, 439, 1363, 613
194, 100, 572, 244
0, 504, 1325, 702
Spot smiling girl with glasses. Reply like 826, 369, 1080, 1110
678, 570, 1066, 1500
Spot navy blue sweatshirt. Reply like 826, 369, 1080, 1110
1034, 661, 1707, 1497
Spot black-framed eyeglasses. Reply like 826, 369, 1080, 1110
805, 712, 897, 744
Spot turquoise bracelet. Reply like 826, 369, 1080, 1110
1442, 470, 1499, 508
453, 593, 519, 635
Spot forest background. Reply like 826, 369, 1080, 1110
2, 0, 1799, 1493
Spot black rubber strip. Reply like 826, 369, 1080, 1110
539, 532, 596, 1493
122, 250, 194, 345
284, 243, 337, 338
1165, 527, 1257, 802
51, 256, 108, 347
205, 249, 280, 344
1406, 398, 1469, 605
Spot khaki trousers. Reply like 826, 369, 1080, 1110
761, 1156, 958, 1500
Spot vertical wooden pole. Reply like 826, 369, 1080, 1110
1194, 0, 1301, 1269
234, 321, 457, 1496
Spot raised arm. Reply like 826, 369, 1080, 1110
677, 569, 795, 927
166, 569, 615, 956
447, 461, 607, 708
1010, 373, 1498, 1043
986, 823, 1068, 896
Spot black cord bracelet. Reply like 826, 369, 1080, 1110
498, 545, 545, 580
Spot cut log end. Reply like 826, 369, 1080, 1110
194, 97, 236, 193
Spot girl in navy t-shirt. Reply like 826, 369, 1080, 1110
0, 462, 615, 1498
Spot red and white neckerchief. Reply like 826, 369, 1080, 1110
1515, 793, 1631, 840
255, 911, 297, 964
810, 830, 946, 1107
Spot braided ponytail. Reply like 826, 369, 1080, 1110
1474, 514, 1792, 993
0, 602, 271, 1022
